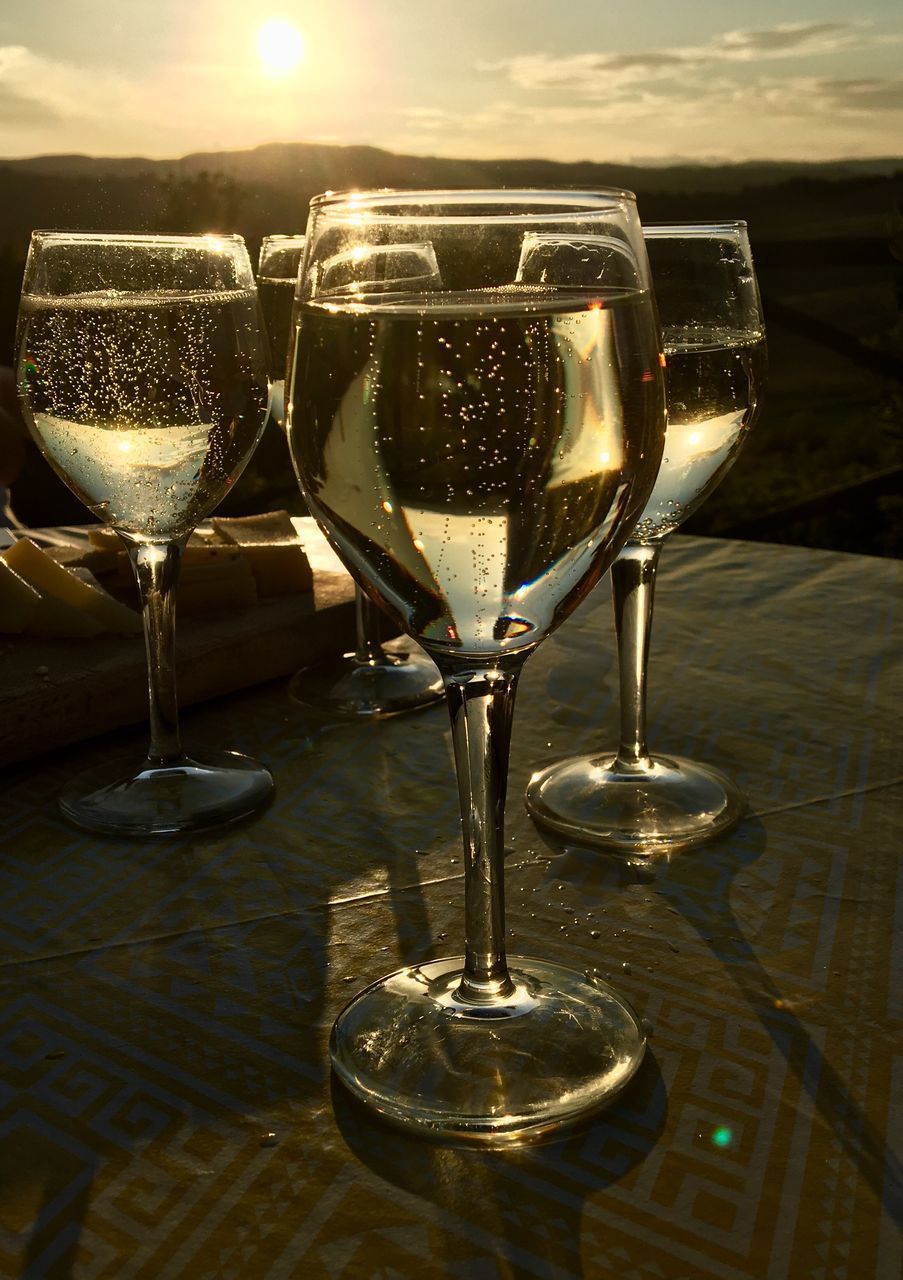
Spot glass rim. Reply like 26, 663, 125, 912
28, 230, 249, 248
643, 220, 748, 235
259, 233, 307, 245
308, 187, 638, 220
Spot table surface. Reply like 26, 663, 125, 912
1, 535, 900, 1280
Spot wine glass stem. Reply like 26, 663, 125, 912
354, 587, 388, 665
443, 666, 521, 1003
612, 541, 662, 770
128, 541, 185, 766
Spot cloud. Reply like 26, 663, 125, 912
0, 44, 127, 139
814, 77, 903, 112
713, 73, 903, 120
0, 44, 244, 157
386, 63, 903, 167
0, 81, 62, 128
710, 22, 866, 59
483, 21, 902, 94
0, 46, 61, 127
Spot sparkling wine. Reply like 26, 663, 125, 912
17, 287, 267, 541
630, 326, 765, 541
258, 275, 296, 428
288, 288, 664, 657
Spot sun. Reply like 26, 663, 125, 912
257, 19, 306, 76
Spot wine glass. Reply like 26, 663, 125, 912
283, 239, 444, 717
525, 222, 766, 853
16, 231, 274, 835
286, 189, 667, 1141
258, 234, 307, 430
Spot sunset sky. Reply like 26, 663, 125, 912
1, 1, 901, 164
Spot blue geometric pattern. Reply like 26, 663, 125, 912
0, 536, 900, 1277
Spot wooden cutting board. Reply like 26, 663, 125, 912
0, 523, 356, 768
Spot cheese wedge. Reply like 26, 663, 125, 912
181, 542, 245, 567
177, 549, 258, 615
3, 538, 141, 636
86, 525, 121, 552
104, 540, 251, 592
91, 526, 226, 572
50, 544, 121, 577
0, 554, 104, 638
212, 511, 298, 543
84, 511, 313, 606
212, 511, 313, 597
0, 559, 43, 633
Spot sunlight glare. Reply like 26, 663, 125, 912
257, 19, 305, 75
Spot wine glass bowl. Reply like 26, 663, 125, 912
16, 231, 274, 835
21, 233, 268, 543
290, 200, 665, 660
287, 189, 667, 1141
628, 226, 766, 541
525, 222, 766, 854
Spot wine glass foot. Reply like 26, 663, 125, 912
525, 752, 746, 854
330, 956, 646, 1144
59, 750, 274, 837
288, 639, 443, 717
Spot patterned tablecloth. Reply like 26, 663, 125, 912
1, 536, 900, 1280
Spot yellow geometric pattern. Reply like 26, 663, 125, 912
1, 537, 900, 1277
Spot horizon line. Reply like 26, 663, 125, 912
1, 142, 902, 171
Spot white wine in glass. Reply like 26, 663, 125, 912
16, 231, 274, 836
258, 234, 307, 430
287, 190, 666, 1142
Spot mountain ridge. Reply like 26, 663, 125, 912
0, 140, 899, 257
2, 141, 901, 192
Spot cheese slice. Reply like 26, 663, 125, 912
86, 511, 313, 605
177, 551, 258, 614
0, 555, 104, 638
3, 538, 141, 636
54, 538, 257, 616
212, 511, 313, 597
181, 542, 246, 568
212, 511, 298, 543
103, 540, 254, 593
0, 559, 43, 633
86, 525, 121, 552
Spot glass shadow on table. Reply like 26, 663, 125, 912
332, 1051, 667, 1279
531, 815, 903, 1230
2, 700, 456, 1278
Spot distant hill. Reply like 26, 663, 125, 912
3, 142, 902, 187
0, 142, 900, 251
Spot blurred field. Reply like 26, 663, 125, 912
685, 255, 903, 556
